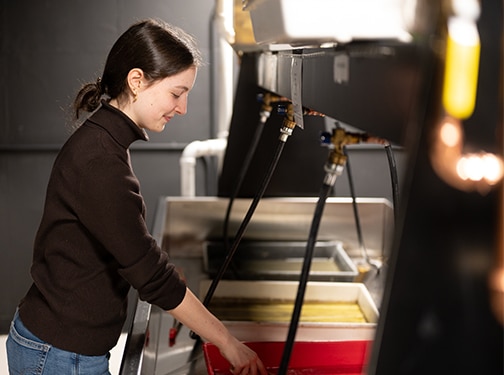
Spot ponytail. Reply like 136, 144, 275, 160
73, 77, 104, 120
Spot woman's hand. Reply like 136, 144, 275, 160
218, 335, 267, 375
168, 288, 267, 374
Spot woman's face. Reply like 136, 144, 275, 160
127, 66, 197, 133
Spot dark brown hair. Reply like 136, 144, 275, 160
73, 19, 202, 120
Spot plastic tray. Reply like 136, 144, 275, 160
203, 340, 372, 375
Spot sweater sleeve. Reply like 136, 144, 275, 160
76, 154, 186, 310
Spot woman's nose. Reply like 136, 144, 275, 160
175, 97, 188, 115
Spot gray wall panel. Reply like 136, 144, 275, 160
0, 153, 55, 330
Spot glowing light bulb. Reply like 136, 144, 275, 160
481, 153, 504, 184
456, 153, 504, 184
457, 155, 483, 181
439, 119, 462, 147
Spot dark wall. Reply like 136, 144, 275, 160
0, 0, 215, 331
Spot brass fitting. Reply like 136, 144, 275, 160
279, 103, 296, 142
260, 92, 289, 113
326, 127, 366, 168
259, 92, 289, 124
322, 127, 369, 186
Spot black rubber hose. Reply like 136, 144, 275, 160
204, 139, 285, 306
278, 181, 333, 375
189, 141, 285, 346
344, 147, 367, 255
222, 114, 267, 251
345, 146, 385, 271
384, 143, 400, 223
189, 139, 287, 341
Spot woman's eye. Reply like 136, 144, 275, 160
172, 93, 181, 99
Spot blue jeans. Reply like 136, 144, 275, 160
6, 310, 111, 375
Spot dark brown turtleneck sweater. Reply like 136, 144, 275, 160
19, 101, 186, 356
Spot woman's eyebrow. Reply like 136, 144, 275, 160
174, 85, 190, 92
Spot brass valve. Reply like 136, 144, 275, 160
325, 127, 367, 168
320, 127, 371, 186
258, 92, 289, 114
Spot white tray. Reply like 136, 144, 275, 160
200, 280, 378, 342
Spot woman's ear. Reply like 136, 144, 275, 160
127, 68, 144, 98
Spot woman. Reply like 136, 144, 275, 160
6, 19, 266, 375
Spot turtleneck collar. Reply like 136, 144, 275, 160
86, 100, 149, 148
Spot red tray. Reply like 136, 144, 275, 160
203, 340, 372, 375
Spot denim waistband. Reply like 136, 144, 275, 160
10, 309, 51, 352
